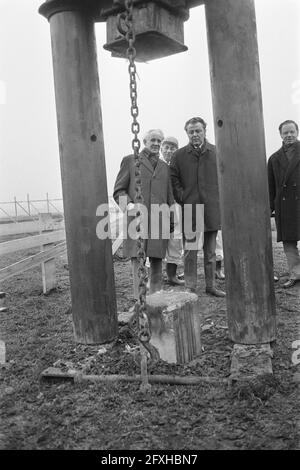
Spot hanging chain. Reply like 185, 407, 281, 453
117, 1, 155, 360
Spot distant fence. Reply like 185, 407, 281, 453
0, 194, 63, 222
0, 212, 124, 290
0, 195, 119, 223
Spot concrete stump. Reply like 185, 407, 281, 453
230, 344, 273, 382
146, 291, 201, 364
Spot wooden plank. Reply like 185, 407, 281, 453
0, 242, 66, 282
0, 229, 66, 256
0, 231, 121, 286
0, 219, 64, 237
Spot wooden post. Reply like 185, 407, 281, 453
0, 292, 7, 313
205, 0, 276, 344
39, 1, 118, 344
0, 340, 5, 365
39, 213, 57, 294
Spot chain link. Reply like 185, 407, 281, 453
117, 0, 151, 348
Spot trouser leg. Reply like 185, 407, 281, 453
184, 248, 198, 290
165, 236, 183, 265
183, 232, 200, 290
215, 230, 224, 261
166, 262, 176, 280
283, 241, 300, 280
149, 257, 162, 294
203, 230, 217, 289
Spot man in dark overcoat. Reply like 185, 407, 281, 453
170, 117, 225, 297
268, 119, 300, 288
113, 129, 174, 299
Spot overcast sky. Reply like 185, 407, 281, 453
0, 0, 299, 204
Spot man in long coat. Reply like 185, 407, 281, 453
170, 117, 225, 297
113, 129, 174, 299
268, 119, 300, 288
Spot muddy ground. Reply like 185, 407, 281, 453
0, 233, 299, 450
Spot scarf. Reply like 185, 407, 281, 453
142, 148, 159, 169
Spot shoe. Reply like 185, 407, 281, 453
168, 277, 185, 286
274, 276, 279, 282
215, 261, 225, 280
215, 270, 225, 280
166, 263, 185, 286
283, 279, 296, 289
206, 287, 226, 297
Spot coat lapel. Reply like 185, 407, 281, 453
273, 148, 289, 188
140, 152, 154, 175
283, 142, 300, 184
155, 158, 166, 175
274, 148, 288, 171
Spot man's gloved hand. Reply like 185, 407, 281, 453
127, 202, 135, 210
126, 202, 136, 217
